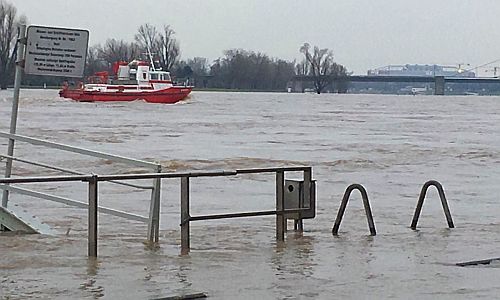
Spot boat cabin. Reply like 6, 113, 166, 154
84, 60, 174, 92
115, 61, 172, 85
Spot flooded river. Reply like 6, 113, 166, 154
1, 90, 500, 299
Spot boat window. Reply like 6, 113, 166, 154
142, 72, 147, 80
150, 73, 158, 80
164, 73, 171, 81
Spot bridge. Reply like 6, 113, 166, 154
290, 75, 500, 95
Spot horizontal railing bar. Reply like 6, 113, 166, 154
0, 154, 152, 190
0, 171, 239, 184
0, 175, 92, 184
96, 170, 239, 181
235, 166, 311, 174
104, 180, 153, 190
189, 210, 277, 222
0, 184, 148, 222
96, 167, 310, 181
1, 154, 82, 175
0, 131, 159, 169
187, 208, 310, 223
0, 166, 313, 184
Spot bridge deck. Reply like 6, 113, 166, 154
293, 75, 500, 84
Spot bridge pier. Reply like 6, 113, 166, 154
434, 76, 445, 95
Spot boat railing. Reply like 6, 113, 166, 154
0, 166, 315, 257
86, 74, 132, 85
86, 76, 108, 84
0, 131, 163, 242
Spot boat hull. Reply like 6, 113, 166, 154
59, 86, 192, 104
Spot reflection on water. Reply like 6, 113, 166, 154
272, 235, 316, 277
86, 257, 100, 276
2, 90, 500, 298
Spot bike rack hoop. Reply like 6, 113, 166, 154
410, 180, 454, 230
332, 184, 376, 236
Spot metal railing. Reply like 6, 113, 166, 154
0, 131, 162, 241
0, 166, 314, 257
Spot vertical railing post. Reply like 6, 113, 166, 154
88, 175, 98, 257
2, 23, 27, 209
276, 171, 285, 241
299, 167, 312, 232
147, 165, 162, 244
180, 176, 190, 254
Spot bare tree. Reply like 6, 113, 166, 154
84, 45, 107, 76
295, 59, 309, 76
186, 57, 208, 76
0, 0, 24, 89
156, 25, 179, 71
299, 43, 346, 94
134, 23, 180, 71
134, 23, 157, 60
208, 49, 295, 90
98, 39, 140, 65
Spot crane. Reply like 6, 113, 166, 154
484, 66, 499, 77
464, 59, 500, 77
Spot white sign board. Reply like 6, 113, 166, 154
24, 25, 89, 78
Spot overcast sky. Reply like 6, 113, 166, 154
13, 0, 500, 74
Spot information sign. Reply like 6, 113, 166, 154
24, 25, 89, 77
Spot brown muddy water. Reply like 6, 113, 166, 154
1, 90, 500, 299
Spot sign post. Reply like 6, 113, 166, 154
2, 25, 88, 210
2, 23, 26, 209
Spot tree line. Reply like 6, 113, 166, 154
0, 0, 347, 93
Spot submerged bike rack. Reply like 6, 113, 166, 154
331, 180, 455, 236
332, 184, 376, 236
410, 180, 454, 230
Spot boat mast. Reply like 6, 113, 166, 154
146, 46, 156, 72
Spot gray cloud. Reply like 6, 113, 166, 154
15, 0, 500, 74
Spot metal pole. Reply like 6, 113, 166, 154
332, 188, 350, 235
180, 176, 190, 254
276, 171, 285, 241
438, 185, 455, 229
147, 165, 162, 244
360, 187, 377, 236
88, 175, 98, 257
298, 167, 312, 232
2, 23, 27, 208
146, 178, 161, 243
